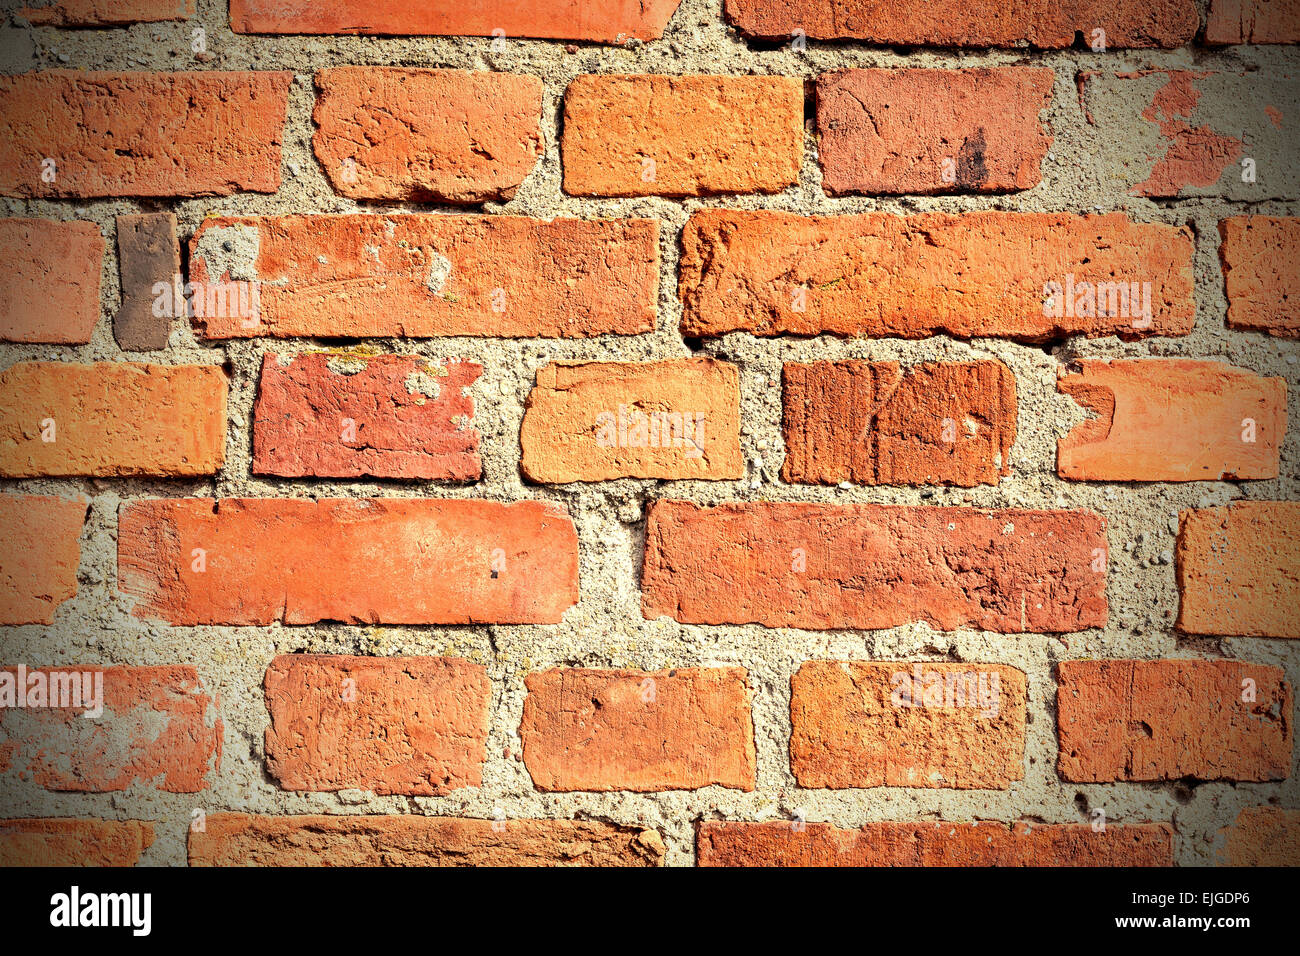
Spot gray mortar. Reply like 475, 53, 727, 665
0, 0, 1297, 867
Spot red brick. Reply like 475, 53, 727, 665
264, 656, 489, 796
190, 813, 665, 866
252, 353, 481, 480
781, 360, 1016, 487
118, 498, 579, 626
642, 501, 1108, 632
791, 662, 1026, 789
0, 219, 103, 343
697, 820, 1174, 866
1057, 359, 1285, 481
230, 0, 684, 41
724, 0, 1196, 47
679, 210, 1194, 340
0, 819, 155, 867
520, 668, 756, 792
1206, 0, 1300, 43
0, 495, 87, 626
314, 68, 543, 203
18, 1, 192, 24
0, 71, 291, 198
1221, 216, 1300, 338
817, 68, 1054, 195
562, 74, 803, 197
1176, 502, 1300, 638
1217, 807, 1300, 866
519, 359, 743, 482
0, 363, 227, 477
188, 215, 657, 339
0, 666, 221, 793
1057, 659, 1291, 782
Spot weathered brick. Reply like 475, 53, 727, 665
642, 501, 1108, 632
0, 219, 103, 344
1079, 71, 1298, 199
314, 68, 543, 203
1217, 807, 1300, 866
1057, 659, 1291, 782
781, 360, 1016, 487
1206, 0, 1300, 44
562, 74, 803, 197
680, 210, 1194, 340
698, 820, 1174, 866
0, 71, 291, 198
118, 498, 579, 626
0, 666, 222, 793
1221, 216, 1300, 338
18, 1, 192, 25
229, 0, 684, 41
817, 68, 1054, 195
520, 668, 756, 792
189, 813, 665, 866
188, 215, 657, 339
1057, 359, 1285, 481
519, 359, 743, 482
0, 819, 155, 867
791, 662, 1026, 789
264, 656, 490, 796
252, 353, 481, 480
114, 213, 178, 352
724, 0, 1197, 47
0, 363, 227, 477
1176, 502, 1300, 638
0, 495, 87, 626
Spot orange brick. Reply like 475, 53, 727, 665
1217, 807, 1300, 865
1177, 502, 1300, 638
0, 219, 103, 343
1057, 359, 1285, 481
643, 501, 1108, 633
188, 215, 657, 339
521, 668, 756, 792
0, 71, 290, 198
781, 360, 1016, 487
520, 359, 743, 482
791, 662, 1026, 789
562, 74, 803, 197
118, 498, 579, 626
680, 210, 1194, 340
0, 819, 155, 867
264, 656, 490, 796
1057, 659, 1291, 782
1221, 216, 1300, 338
0, 495, 87, 626
0, 363, 227, 477
1206, 0, 1300, 43
18, 1, 192, 24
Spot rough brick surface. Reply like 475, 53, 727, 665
229, 0, 684, 41
1217, 808, 1300, 866
314, 68, 543, 203
680, 210, 1194, 340
0, 495, 87, 627
253, 353, 481, 480
790, 662, 1026, 789
118, 498, 579, 626
1206, 0, 1300, 43
642, 501, 1108, 632
1057, 359, 1286, 481
1221, 216, 1300, 338
817, 68, 1055, 195
698, 820, 1174, 866
18, 1, 192, 25
520, 668, 756, 792
0, 71, 291, 198
1057, 659, 1292, 782
724, 0, 1197, 47
520, 359, 743, 482
113, 213, 179, 352
781, 360, 1016, 487
1176, 502, 1300, 638
0, 219, 103, 344
562, 74, 803, 197
264, 656, 490, 796
189, 813, 666, 866
0, 819, 155, 867
0, 362, 227, 477
188, 215, 657, 339
0, 666, 221, 793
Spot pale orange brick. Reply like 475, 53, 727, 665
0, 219, 103, 344
1221, 216, 1300, 338
0, 819, 155, 867
0, 495, 87, 626
19, 1, 192, 24
1217, 807, 1300, 866
1206, 0, 1300, 43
